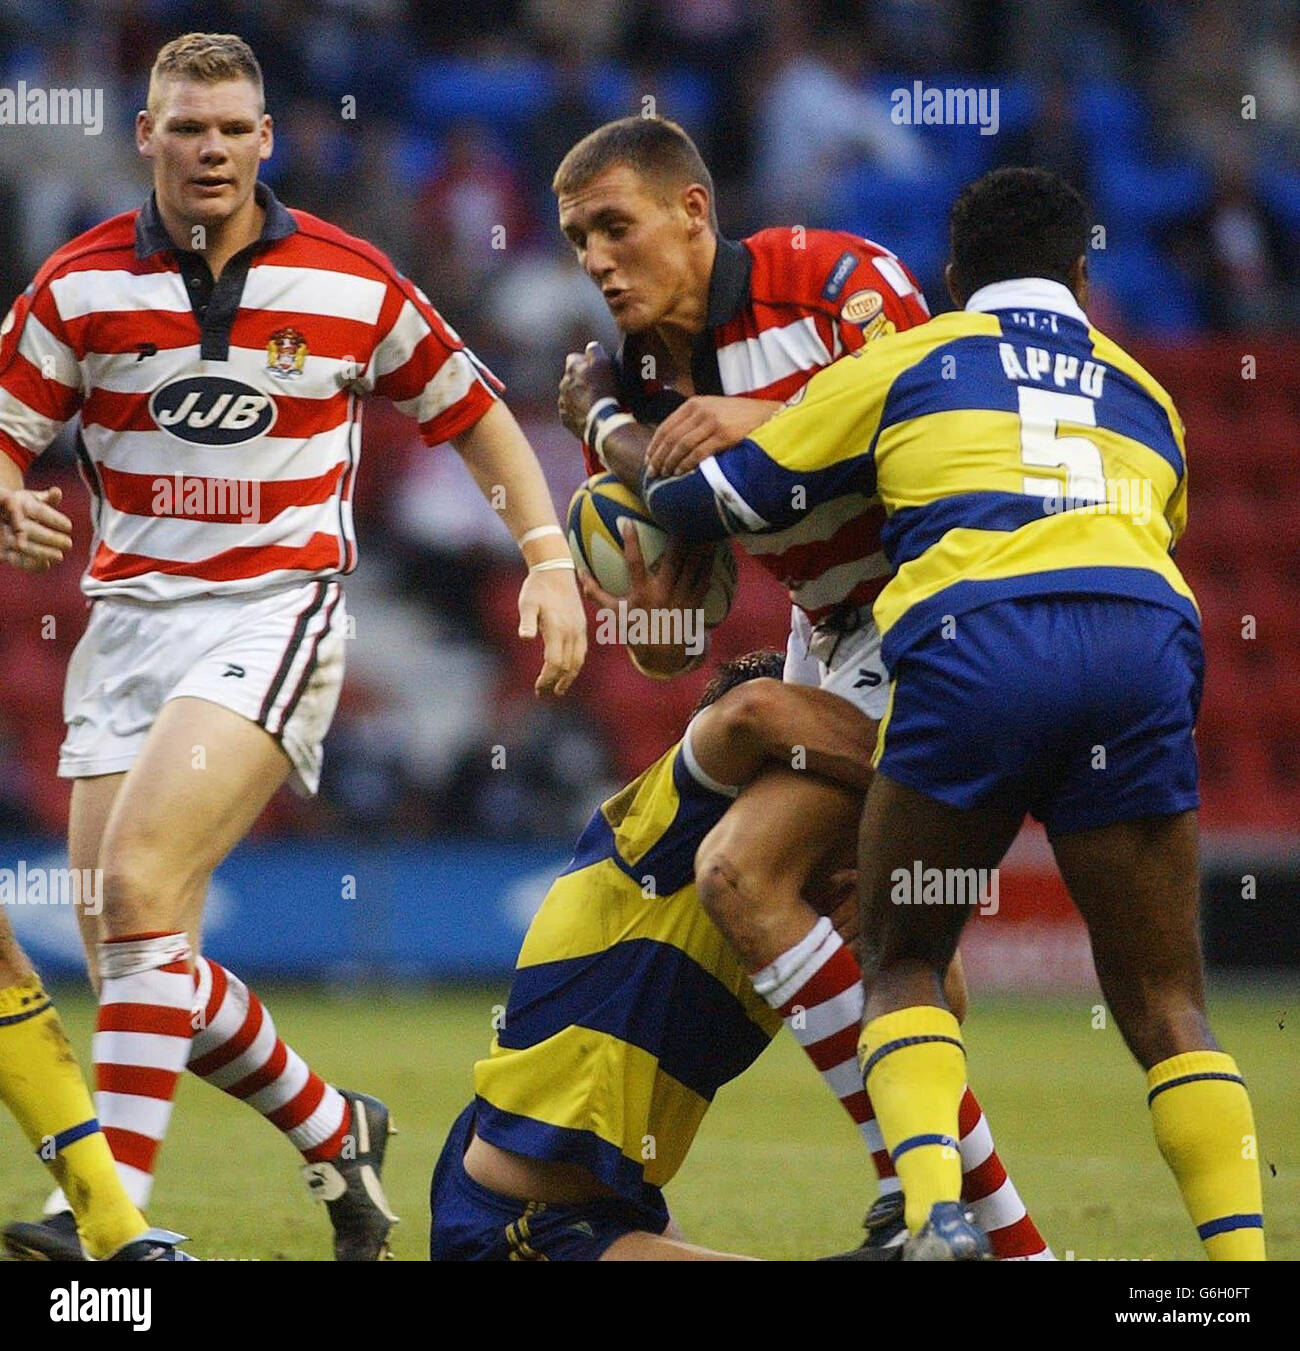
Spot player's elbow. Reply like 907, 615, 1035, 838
739, 673, 788, 728
942, 953, 970, 1025
642, 470, 730, 540
628, 643, 700, 680
714, 677, 785, 757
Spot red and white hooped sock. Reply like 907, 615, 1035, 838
189, 956, 348, 1162
94, 931, 195, 1209
750, 918, 1054, 1259
750, 918, 901, 1197
959, 1086, 1053, 1259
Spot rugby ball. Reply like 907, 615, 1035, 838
566, 473, 737, 628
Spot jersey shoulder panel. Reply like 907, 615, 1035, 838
1086, 326, 1185, 441
742, 226, 890, 307
282, 209, 406, 284
30, 211, 142, 289
906, 307, 996, 344
750, 312, 977, 464
285, 210, 474, 357
858, 307, 982, 371
742, 227, 929, 341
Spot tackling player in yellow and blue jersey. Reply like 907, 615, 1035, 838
430, 651, 877, 1260
642, 168, 1264, 1261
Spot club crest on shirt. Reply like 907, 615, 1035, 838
266, 326, 308, 379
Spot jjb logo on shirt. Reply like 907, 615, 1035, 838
149, 374, 276, 445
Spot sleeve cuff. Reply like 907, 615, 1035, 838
419, 379, 500, 447
679, 715, 741, 798
0, 433, 35, 473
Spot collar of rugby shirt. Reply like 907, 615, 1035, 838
964, 277, 1089, 325
703, 236, 752, 326
135, 181, 298, 360
685, 236, 753, 394
134, 180, 297, 259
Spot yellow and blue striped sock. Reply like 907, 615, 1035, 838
0, 977, 148, 1259
1147, 1050, 1265, 1261
859, 1005, 966, 1235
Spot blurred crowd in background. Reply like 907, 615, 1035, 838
1, 0, 1298, 842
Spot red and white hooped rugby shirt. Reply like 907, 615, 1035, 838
588, 229, 930, 625
0, 183, 502, 602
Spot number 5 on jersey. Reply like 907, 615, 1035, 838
1018, 386, 1105, 504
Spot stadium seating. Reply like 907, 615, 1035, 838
1136, 343, 1300, 829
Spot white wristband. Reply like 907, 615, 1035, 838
594, 411, 637, 466
529, 556, 576, 573
517, 524, 563, 548
583, 397, 621, 447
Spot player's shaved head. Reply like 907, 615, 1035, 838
693, 649, 786, 715
947, 167, 1089, 300
147, 32, 265, 114
554, 116, 718, 230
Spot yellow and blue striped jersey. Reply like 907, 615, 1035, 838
648, 278, 1196, 670
472, 730, 781, 1212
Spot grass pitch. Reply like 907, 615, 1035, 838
2, 983, 1295, 1261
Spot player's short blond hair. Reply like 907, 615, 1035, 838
147, 33, 265, 114
553, 116, 718, 229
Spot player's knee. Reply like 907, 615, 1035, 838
696, 831, 806, 958
99, 837, 189, 935
99, 862, 160, 934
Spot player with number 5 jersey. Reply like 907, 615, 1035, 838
648, 166, 1262, 1262
725, 281, 1195, 676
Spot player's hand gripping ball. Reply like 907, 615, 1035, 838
567, 473, 736, 628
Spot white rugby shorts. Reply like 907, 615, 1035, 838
783, 604, 890, 721
59, 579, 346, 795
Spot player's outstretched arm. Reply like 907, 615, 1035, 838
0, 456, 73, 572
558, 343, 781, 483
452, 401, 587, 697
643, 352, 886, 541
689, 679, 877, 795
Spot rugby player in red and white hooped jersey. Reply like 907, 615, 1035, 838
0, 33, 585, 1262
556, 118, 1050, 1258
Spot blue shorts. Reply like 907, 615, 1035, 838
875, 597, 1203, 835
429, 1105, 669, 1261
